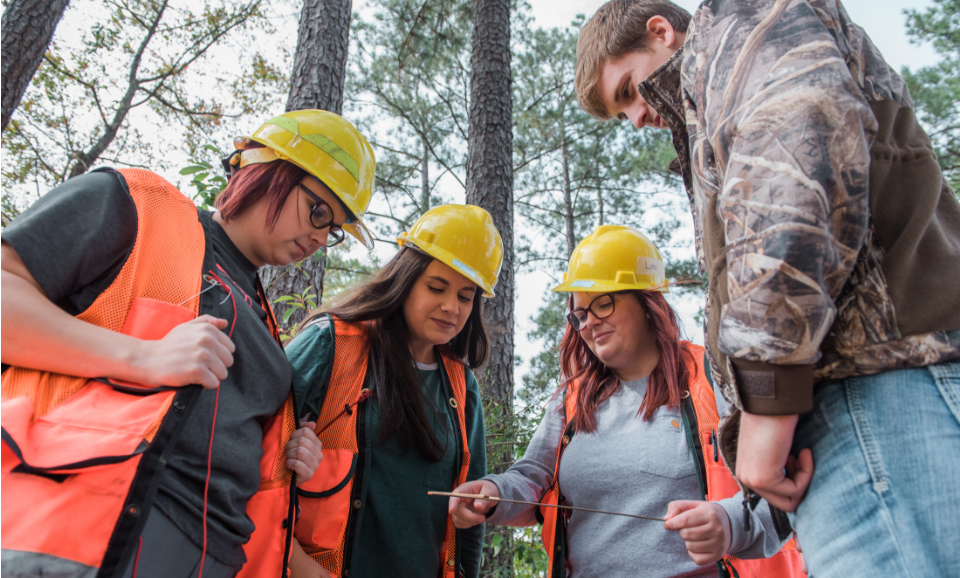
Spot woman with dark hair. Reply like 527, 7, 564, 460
448, 226, 805, 578
284, 205, 502, 578
1, 110, 376, 578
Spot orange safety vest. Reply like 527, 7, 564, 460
1, 169, 296, 578
294, 317, 471, 578
537, 342, 805, 578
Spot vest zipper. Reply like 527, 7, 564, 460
340, 382, 368, 577
439, 356, 466, 577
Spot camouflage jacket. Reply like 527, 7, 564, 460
640, 0, 960, 422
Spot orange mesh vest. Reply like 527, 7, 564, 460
1, 169, 296, 577
295, 318, 471, 578
537, 341, 806, 578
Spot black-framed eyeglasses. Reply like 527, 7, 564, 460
299, 184, 347, 248
567, 293, 615, 331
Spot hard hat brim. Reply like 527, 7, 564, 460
551, 279, 670, 294
398, 235, 496, 298
343, 219, 376, 250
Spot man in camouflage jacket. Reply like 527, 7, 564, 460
576, 1, 960, 576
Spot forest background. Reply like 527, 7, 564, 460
2, 0, 955, 575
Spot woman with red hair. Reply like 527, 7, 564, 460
1, 110, 375, 578
448, 225, 804, 578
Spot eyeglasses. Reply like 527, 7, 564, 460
299, 184, 347, 247
567, 293, 615, 331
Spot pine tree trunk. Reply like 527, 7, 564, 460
1, 0, 70, 133
286, 0, 352, 116
263, 0, 352, 331
561, 134, 575, 258
465, 0, 514, 574
421, 135, 430, 213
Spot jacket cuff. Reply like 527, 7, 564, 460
730, 359, 815, 415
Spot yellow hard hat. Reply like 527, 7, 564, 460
553, 225, 669, 293
234, 110, 377, 250
397, 204, 503, 297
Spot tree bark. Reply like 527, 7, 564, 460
1, 0, 70, 133
264, 0, 352, 331
465, 0, 513, 574
597, 187, 604, 228
561, 133, 575, 258
285, 0, 352, 114
421, 135, 430, 213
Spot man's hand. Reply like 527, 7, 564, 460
664, 501, 731, 565
735, 412, 814, 512
448, 479, 499, 529
133, 315, 235, 389
286, 422, 322, 484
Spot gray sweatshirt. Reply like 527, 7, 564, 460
484, 378, 787, 578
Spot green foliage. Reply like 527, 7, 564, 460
1, 194, 21, 228
179, 144, 228, 209
273, 284, 319, 341
321, 249, 382, 302
512, 526, 549, 577
1, 0, 290, 207
902, 0, 960, 193
346, 0, 474, 239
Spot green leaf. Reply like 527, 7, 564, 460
179, 165, 207, 175
203, 144, 223, 154
274, 295, 296, 303
282, 307, 297, 323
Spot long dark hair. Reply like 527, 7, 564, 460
307, 247, 490, 460
558, 290, 697, 433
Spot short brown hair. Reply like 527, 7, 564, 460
215, 143, 308, 230
576, 0, 691, 120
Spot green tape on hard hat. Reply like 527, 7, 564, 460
302, 133, 360, 183
266, 115, 299, 135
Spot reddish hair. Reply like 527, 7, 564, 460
558, 290, 697, 432
214, 144, 308, 230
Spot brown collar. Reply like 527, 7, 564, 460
638, 48, 692, 191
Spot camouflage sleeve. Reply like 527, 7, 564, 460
686, 0, 878, 413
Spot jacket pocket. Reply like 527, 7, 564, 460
295, 448, 357, 551
1, 385, 173, 476
630, 411, 697, 480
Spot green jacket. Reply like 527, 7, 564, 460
286, 316, 486, 578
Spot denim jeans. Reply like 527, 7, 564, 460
788, 361, 960, 578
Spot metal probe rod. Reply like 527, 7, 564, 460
428, 491, 666, 521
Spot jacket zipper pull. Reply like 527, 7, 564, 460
742, 496, 752, 532
711, 429, 719, 462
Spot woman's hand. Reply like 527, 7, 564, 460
132, 315, 235, 389
289, 538, 331, 578
448, 479, 499, 529
286, 422, 322, 484
663, 500, 732, 566
2, 242, 237, 389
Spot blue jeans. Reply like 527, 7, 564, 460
788, 361, 960, 578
